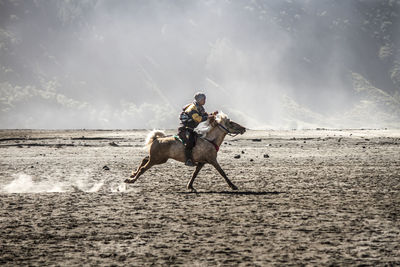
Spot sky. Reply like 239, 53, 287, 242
1, 0, 399, 129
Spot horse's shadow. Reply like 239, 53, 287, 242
177, 191, 284, 195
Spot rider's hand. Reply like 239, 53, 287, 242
213, 111, 218, 115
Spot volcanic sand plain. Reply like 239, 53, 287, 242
0, 129, 399, 266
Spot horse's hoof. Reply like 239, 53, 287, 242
124, 178, 136, 184
187, 185, 196, 192
231, 185, 238, 190
190, 188, 197, 193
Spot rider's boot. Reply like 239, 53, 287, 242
185, 148, 195, 166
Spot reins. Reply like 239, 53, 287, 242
203, 138, 220, 152
217, 123, 240, 137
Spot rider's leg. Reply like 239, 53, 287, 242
184, 147, 194, 166
185, 129, 195, 166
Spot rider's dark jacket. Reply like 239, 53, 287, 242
180, 101, 208, 129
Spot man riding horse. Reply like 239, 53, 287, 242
179, 92, 217, 166
124, 97, 246, 190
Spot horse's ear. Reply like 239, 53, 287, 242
209, 115, 215, 124
209, 115, 218, 127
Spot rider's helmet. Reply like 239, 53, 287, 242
194, 92, 206, 103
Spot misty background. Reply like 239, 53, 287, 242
0, 0, 399, 129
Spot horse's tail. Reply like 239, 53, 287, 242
144, 130, 166, 148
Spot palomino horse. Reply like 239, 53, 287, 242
124, 112, 246, 191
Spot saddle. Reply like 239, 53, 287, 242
175, 129, 198, 147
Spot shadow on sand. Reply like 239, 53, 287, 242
177, 191, 284, 195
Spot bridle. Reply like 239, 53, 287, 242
202, 120, 241, 151
217, 123, 240, 137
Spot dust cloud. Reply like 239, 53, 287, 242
0, 0, 399, 129
1, 173, 127, 193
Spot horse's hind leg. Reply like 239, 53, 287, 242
130, 156, 149, 178
210, 160, 238, 190
125, 157, 154, 184
187, 163, 205, 192
132, 157, 169, 180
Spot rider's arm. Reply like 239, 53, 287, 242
186, 104, 208, 123
191, 112, 207, 123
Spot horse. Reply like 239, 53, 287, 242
124, 112, 246, 191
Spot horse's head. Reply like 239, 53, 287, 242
214, 112, 246, 135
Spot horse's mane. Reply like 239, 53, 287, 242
195, 111, 228, 137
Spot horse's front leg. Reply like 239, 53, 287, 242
187, 163, 205, 192
210, 160, 238, 190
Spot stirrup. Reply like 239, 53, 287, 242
185, 159, 195, 166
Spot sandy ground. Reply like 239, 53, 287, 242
0, 129, 399, 266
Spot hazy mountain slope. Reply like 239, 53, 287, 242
0, 0, 399, 128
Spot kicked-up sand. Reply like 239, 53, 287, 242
0, 129, 399, 265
